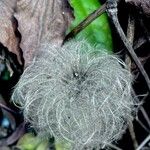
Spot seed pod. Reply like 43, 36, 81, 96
12, 40, 136, 149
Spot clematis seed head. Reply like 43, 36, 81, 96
12, 40, 136, 149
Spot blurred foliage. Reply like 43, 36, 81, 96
16, 133, 49, 150
55, 141, 71, 150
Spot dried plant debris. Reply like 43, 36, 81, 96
0, 0, 21, 64
125, 0, 150, 17
12, 40, 137, 149
14, 0, 73, 67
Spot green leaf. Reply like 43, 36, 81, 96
36, 140, 49, 150
55, 141, 71, 150
69, 0, 113, 52
16, 133, 41, 150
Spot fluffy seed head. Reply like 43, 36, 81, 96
12, 40, 136, 149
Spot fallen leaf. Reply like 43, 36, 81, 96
0, 0, 22, 64
125, 0, 150, 17
14, 0, 73, 67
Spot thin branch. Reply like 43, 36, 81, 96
129, 121, 138, 149
134, 36, 150, 50
133, 92, 150, 133
125, 14, 135, 70
126, 15, 138, 150
140, 107, 150, 128
64, 3, 106, 41
106, 0, 150, 92
127, 15, 135, 45
107, 143, 123, 150
136, 118, 150, 133
0, 103, 17, 114
137, 134, 150, 150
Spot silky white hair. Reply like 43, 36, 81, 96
12, 40, 136, 149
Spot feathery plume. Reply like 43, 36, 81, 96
12, 40, 136, 149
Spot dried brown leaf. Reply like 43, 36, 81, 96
15, 0, 73, 67
0, 0, 22, 64
126, 0, 150, 17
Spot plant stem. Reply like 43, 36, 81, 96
64, 3, 106, 42
106, 0, 150, 92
